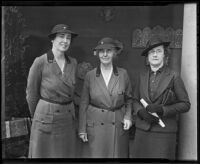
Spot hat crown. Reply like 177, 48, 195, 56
98, 37, 117, 46
146, 36, 165, 48
51, 24, 71, 33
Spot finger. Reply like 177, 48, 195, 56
85, 135, 88, 142
124, 122, 128, 130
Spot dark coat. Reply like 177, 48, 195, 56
79, 65, 132, 158
132, 66, 190, 159
133, 66, 191, 132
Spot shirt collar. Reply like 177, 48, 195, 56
149, 65, 165, 74
47, 50, 71, 64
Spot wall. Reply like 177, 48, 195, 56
21, 5, 184, 86
178, 4, 197, 160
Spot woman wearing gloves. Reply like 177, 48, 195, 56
78, 37, 132, 158
132, 35, 190, 159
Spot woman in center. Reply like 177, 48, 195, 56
79, 37, 132, 158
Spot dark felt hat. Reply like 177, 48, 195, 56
141, 35, 170, 56
48, 24, 78, 39
94, 37, 123, 51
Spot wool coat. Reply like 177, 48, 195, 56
26, 50, 77, 158
132, 66, 190, 159
79, 65, 132, 158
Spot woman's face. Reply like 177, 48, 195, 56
52, 33, 71, 52
98, 48, 116, 65
148, 45, 165, 67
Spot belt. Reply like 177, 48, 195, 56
89, 103, 124, 112
40, 97, 72, 105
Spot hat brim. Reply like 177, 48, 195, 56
94, 44, 121, 51
141, 42, 170, 56
48, 30, 78, 39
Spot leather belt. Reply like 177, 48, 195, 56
40, 97, 72, 105
89, 103, 124, 112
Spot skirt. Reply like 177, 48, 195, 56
131, 128, 177, 159
28, 99, 76, 158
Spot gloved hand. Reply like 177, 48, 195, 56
138, 108, 159, 124
123, 119, 132, 130
146, 104, 164, 116
79, 133, 88, 142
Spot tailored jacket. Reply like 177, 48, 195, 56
133, 66, 191, 133
79, 65, 132, 158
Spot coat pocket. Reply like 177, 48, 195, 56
86, 120, 94, 136
33, 113, 53, 133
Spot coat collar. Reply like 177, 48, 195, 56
96, 64, 118, 77
47, 49, 71, 64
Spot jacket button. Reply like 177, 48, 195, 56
56, 110, 60, 112
112, 122, 115, 125
68, 110, 71, 112
102, 110, 104, 112
101, 123, 104, 125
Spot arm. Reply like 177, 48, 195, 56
162, 74, 191, 117
26, 57, 43, 117
78, 73, 90, 134
123, 70, 133, 121
132, 74, 144, 116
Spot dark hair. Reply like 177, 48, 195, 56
145, 45, 170, 66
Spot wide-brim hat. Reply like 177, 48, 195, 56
141, 36, 170, 56
94, 37, 123, 52
48, 24, 78, 39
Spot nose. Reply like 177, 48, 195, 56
103, 51, 108, 56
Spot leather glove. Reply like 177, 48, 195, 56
79, 133, 88, 142
138, 108, 159, 124
123, 119, 132, 130
146, 104, 164, 116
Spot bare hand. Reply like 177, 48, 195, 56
79, 133, 88, 142
123, 119, 132, 130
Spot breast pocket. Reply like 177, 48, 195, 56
117, 90, 125, 103
33, 113, 53, 133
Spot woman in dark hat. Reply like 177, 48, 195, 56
132, 35, 191, 159
78, 37, 132, 158
26, 24, 78, 158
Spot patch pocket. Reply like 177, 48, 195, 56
86, 120, 94, 136
33, 113, 53, 133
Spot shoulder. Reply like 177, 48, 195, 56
165, 67, 179, 79
86, 68, 96, 77
32, 53, 46, 68
68, 56, 77, 65
117, 67, 128, 75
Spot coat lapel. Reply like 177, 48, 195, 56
152, 67, 174, 101
108, 67, 119, 94
96, 74, 113, 106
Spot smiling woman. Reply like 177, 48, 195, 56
26, 24, 79, 158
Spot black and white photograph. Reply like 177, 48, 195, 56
1, 2, 198, 162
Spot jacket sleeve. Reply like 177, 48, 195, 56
78, 73, 90, 134
132, 73, 144, 116
26, 57, 43, 117
123, 70, 133, 121
162, 74, 191, 117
